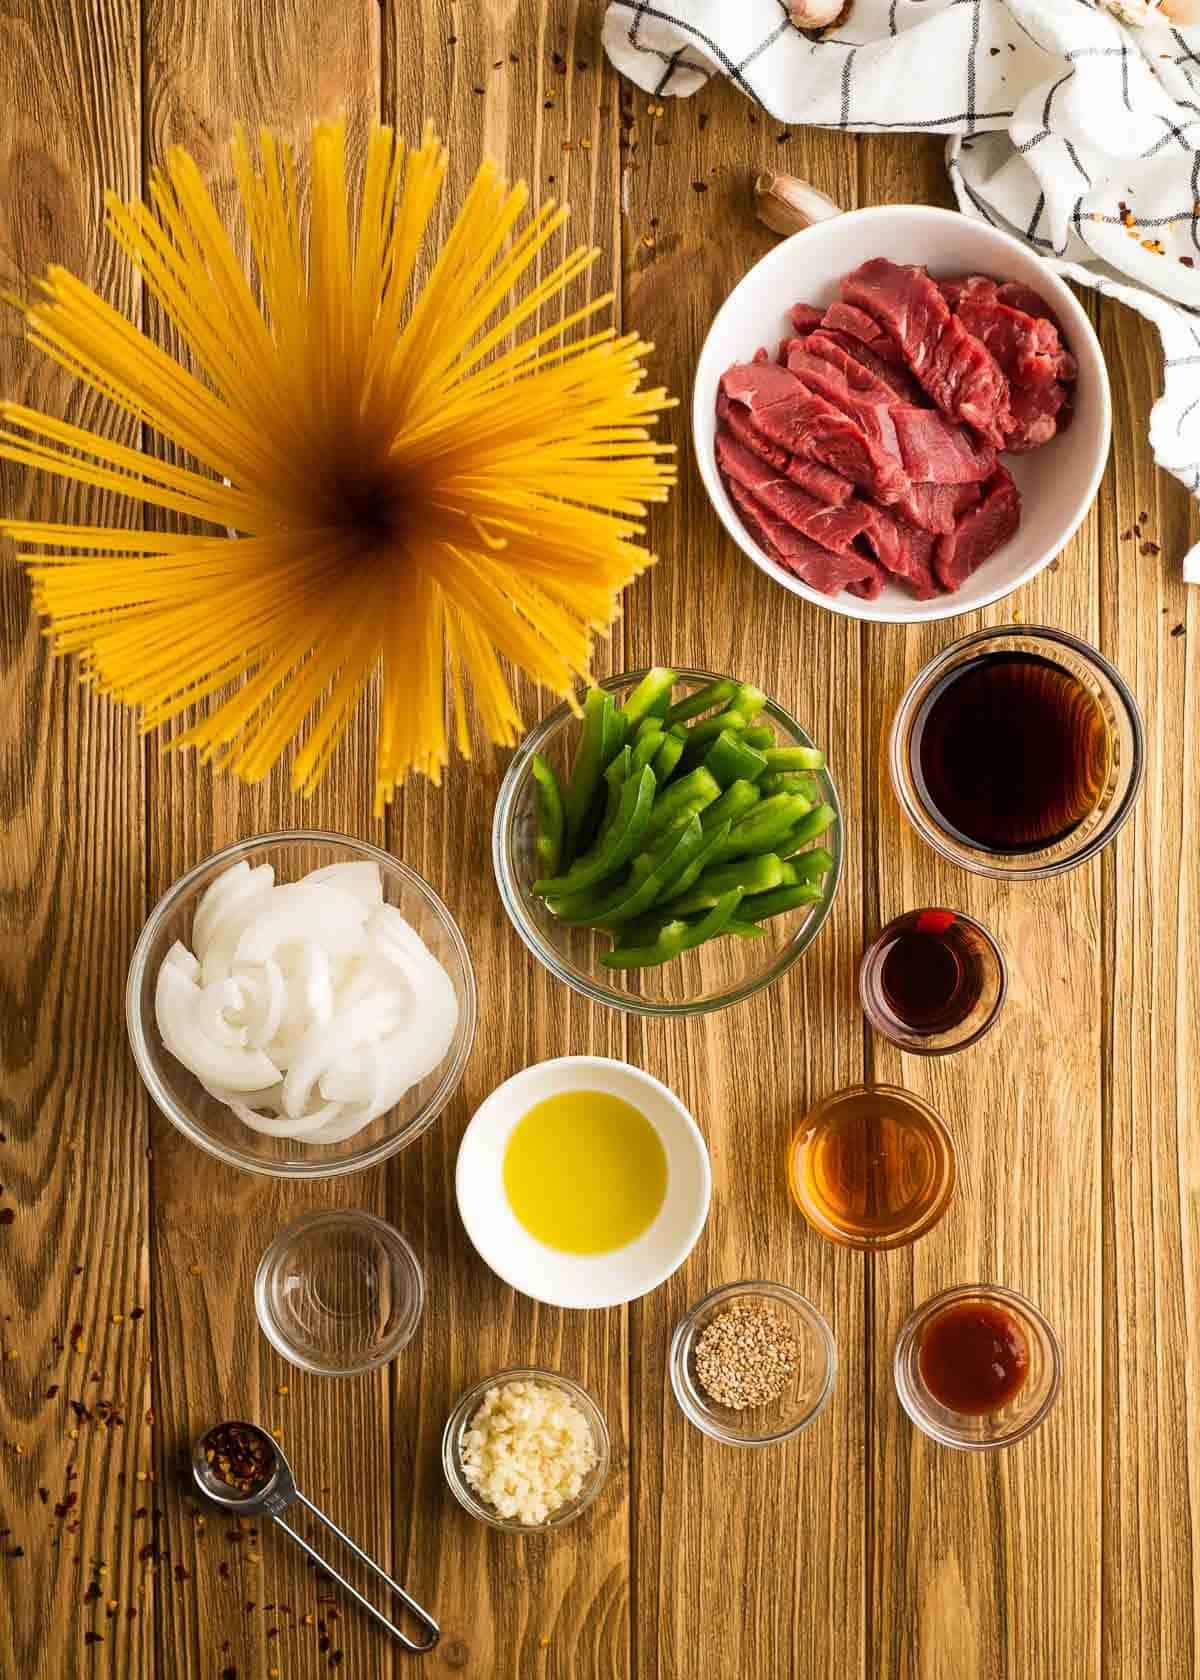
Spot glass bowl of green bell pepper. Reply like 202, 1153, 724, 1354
492, 668, 843, 1016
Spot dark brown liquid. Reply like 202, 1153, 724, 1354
878, 912, 983, 1033
918, 1301, 1029, 1415
911, 652, 1111, 854
789, 1088, 952, 1246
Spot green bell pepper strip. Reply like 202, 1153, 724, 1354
645, 765, 721, 841
712, 792, 813, 861
661, 678, 737, 728
788, 845, 834, 882
741, 725, 774, 750
559, 814, 707, 926
763, 744, 826, 772
703, 729, 768, 789
563, 688, 614, 860
725, 918, 768, 939
653, 732, 685, 782
619, 666, 678, 729
601, 700, 627, 766
701, 779, 760, 833
778, 803, 837, 856
739, 881, 824, 920
535, 766, 656, 897
601, 887, 746, 970
631, 728, 666, 774
667, 852, 785, 915
679, 708, 749, 757
656, 819, 733, 903
530, 754, 565, 879
595, 746, 632, 839
731, 683, 767, 721
759, 770, 818, 800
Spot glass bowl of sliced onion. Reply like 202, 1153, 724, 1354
127, 832, 477, 1178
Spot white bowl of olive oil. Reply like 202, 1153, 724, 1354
455, 1056, 711, 1309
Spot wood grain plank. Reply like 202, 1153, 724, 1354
620, 81, 866, 1680
382, 5, 632, 1678
137, 7, 388, 1678
857, 134, 1104, 1680
1097, 295, 1200, 1680
0, 7, 149, 1677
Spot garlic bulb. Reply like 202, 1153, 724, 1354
754, 171, 843, 236
788, 0, 847, 25
1099, 0, 1200, 23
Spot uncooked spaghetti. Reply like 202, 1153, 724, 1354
0, 120, 675, 809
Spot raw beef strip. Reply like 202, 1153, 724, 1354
724, 476, 888, 597
847, 570, 885, 601
715, 433, 875, 553
841, 259, 1012, 446
716, 394, 854, 504
783, 345, 905, 474
955, 296, 1076, 389
856, 504, 940, 599
1007, 382, 1070, 452
890, 406, 997, 484
805, 328, 926, 403
934, 467, 1021, 592
821, 301, 909, 367
893, 479, 981, 535
788, 302, 825, 333
721, 361, 909, 504
788, 339, 895, 407
996, 281, 1066, 337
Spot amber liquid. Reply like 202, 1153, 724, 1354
911, 652, 1111, 854
788, 1088, 954, 1248
918, 1300, 1029, 1415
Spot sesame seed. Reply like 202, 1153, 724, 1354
693, 1300, 800, 1411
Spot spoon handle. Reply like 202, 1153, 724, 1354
271, 1493, 439, 1654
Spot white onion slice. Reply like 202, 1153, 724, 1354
232, 958, 287, 1049
162, 941, 200, 982
280, 993, 406, 1119
156, 964, 281, 1092
233, 883, 368, 966
193, 978, 248, 1048
304, 861, 384, 909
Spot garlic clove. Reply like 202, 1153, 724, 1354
754, 171, 844, 237
788, 0, 848, 26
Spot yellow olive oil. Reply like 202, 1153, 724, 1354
502, 1089, 668, 1255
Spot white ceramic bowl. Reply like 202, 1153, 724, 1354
693, 204, 1111, 625
455, 1057, 710, 1309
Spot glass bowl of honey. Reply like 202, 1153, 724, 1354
889, 625, 1144, 880
893, 1284, 1062, 1450
859, 908, 1007, 1056
787, 1084, 956, 1251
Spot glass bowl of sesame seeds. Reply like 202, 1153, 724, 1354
669, 1281, 837, 1447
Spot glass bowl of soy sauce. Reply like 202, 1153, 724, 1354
889, 626, 1144, 880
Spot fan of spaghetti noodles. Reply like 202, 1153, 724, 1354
0, 120, 675, 810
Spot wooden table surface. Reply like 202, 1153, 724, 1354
2, 3, 1198, 1677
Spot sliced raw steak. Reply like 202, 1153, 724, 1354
721, 361, 909, 504
715, 433, 875, 553
788, 302, 825, 334
996, 280, 1067, 338
805, 328, 926, 403
934, 467, 1021, 591
820, 301, 908, 367
893, 480, 982, 535
724, 476, 888, 597
955, 296, 1076, 390
856, 504, 940, 599
889, 406, 997, 484
841, 259, 1012, 447
783, 344, 906, 474
1007, 382, 1070, 452
717, 395, 854, 504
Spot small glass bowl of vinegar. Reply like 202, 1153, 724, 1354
787, 1084, 957, 1252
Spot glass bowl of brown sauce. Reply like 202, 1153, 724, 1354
859, 908, 1007, 1056
889, 626, 1144, 880
893, 1284, 1062, 1450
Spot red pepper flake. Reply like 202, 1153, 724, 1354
54, 1493, 78, 1518
6, 1547, 24, 1559
1171, 622, 1186, 638
1183, 255, 1196, 268
173, 1564, 190, 1583
129, 1307, 145, 1321
203, 1422, 274, 1497
1140, 540, 1161, 556
37, 1488, 49, 1505
221, 1669, 238, 1680
0, 1210, 14, 1226
777, 130, 792, 143
218, 1561, 231, 1580
691, 181, 708, 193
83, 1632, 103, 1646
914, 909, 957, 936
330, 1654, 344, 1670
84, 1582, 101, 1603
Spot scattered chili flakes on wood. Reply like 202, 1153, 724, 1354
692, 181, 708, 193
83, 1632, 103, 1646
1171, 622, 1186, 637
1141, 540, 1161, 556
83, 1582, 101, 1603
0, 1210, 15, 1226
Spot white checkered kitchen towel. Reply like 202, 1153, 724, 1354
604, 0, 1200, 579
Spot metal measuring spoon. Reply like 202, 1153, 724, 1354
192, 1420, 439, 1655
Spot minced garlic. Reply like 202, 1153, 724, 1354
460, 1379, 597, 1525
